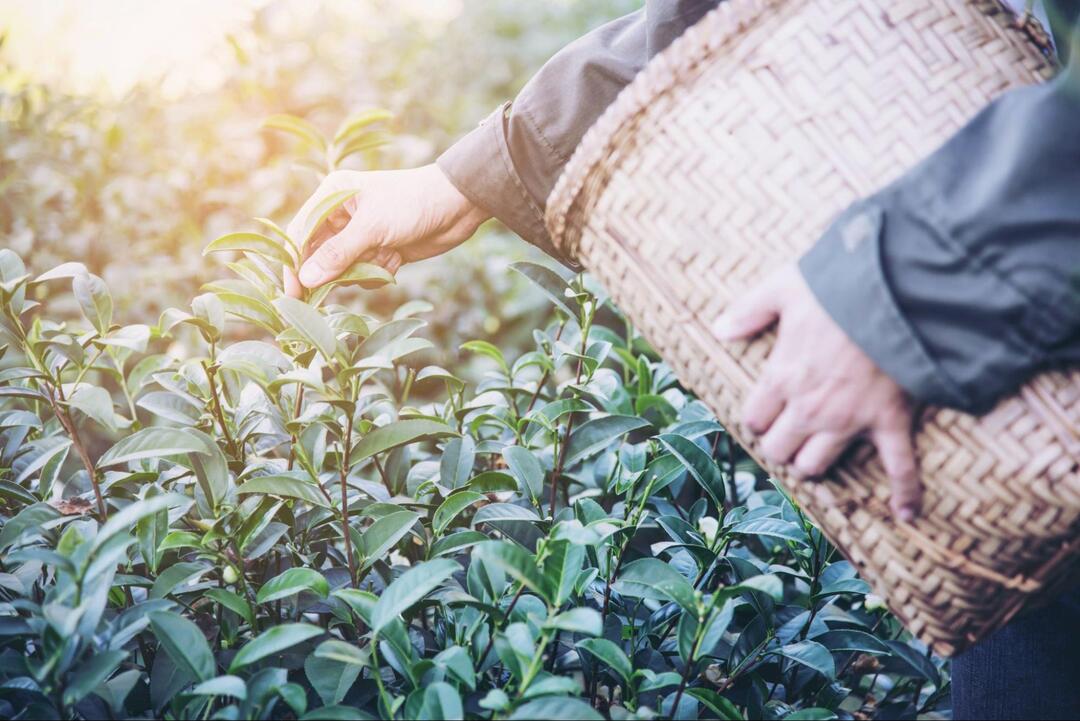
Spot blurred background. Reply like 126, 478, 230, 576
0, 0, 637, 359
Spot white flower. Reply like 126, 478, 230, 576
698, 516, 719, 544
865, 593, 886, 611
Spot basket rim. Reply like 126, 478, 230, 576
543, 0, 1048, 255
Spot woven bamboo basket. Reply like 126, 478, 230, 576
546, 0, 1080, 656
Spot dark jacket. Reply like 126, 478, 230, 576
438, 0, 1080, 413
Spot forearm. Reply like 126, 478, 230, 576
800, 65, 1080, 413
438, 1, 717, 264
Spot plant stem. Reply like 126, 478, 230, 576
523, 319, 567, 416
340, 411, 357, 587
48, 386, 106, 518
479, 581, 525, 667
287, 386, 304, 471
373, 455, 392, 495
202, 361, 239, 459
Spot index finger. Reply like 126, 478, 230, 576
873, 428, 921, 522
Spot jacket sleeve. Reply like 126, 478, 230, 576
799, 63, 1080, 414
437, 1, 716, 266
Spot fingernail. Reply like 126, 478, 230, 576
298, 263, 324, 288
897, 506, 916, 523
714, 314, 737, 340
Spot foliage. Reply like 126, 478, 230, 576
2, 4, 947, 719
0, 128, 946, 721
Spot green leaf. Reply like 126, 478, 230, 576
350, 419, 458, 465
613, 558, 696, 612
73, 272, 112, 334
411, 681, 463, 721
472, 503, 542, 527
205, 588, 255, 628
98, 323, 151, 353
360, 510, 419, 568
189, 675, 247, 700
67, 385, 119, 432
228, 623, 323, 672
433, 645, 475, 691
779, 640, 836, 679
472, 541, 551, 604
314, 639, 369, 666
62, 649, 126, 707
33, 261, 88, 283
273, 296, 338, 361
433, 492, 485, 535
136, 392, 199, 425
205, 232, 295, 266
333, 108, 393, 146
439, 435, 475, 490
262, 113, 327, 150
564, 415, 651, 467
685, 688, 742, 720
522, 398, 592, 444
508, 697, 602, 720
460, 339, 509, 375
370, 558, 461, 634
318, 262, 395, 292
92, 494, 190, 555
544, 607, 601, 636
813, 578, 870, 600
544, 539, 585, 606
297, 188, 360, 251
257, 568, 329, 604
577, 638, 633, 685
237, 474, 330, 508
150, 561, 209, 599
883, 640, 940, 683
149, 610, 216, 681
466, 471, 517, 494
502, 445, 544, 504
729, 517, 807, 545
657, 434, 725, 508
97, 428, 206, 468
429, 530, 488, 558
510, 261, 577, 320
814, 629, 889, 655
306, 646, 362, 706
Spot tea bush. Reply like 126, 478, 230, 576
2, 55, 947, 721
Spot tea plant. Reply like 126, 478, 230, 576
0, 113, 948, 721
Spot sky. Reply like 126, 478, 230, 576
0, 0, 466, 98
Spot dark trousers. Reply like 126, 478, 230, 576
951, 591, 1080, 719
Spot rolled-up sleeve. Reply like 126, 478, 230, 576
438, 1, 716, 266
800, 66, 1080, 413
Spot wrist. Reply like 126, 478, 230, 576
428, 163, 492, 236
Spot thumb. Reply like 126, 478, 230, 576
714, 270, 786, 341
298, 219, 378, 288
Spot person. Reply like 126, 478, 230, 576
284, 1, 1080, 717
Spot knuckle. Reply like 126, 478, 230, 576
318, 242, 348, 268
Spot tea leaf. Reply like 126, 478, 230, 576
370, 558, 460, 634
149, 610, 216, 681
273, 296, 338, 361
229, 623, 323, 672
257, 568, 329, 604
98, 428, 207, 468
237, 475, 331, 509
576, 638, 632, 685
349, 419, 458, 465
204, 232, 295, 267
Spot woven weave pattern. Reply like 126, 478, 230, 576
546, 0, 1080, 655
